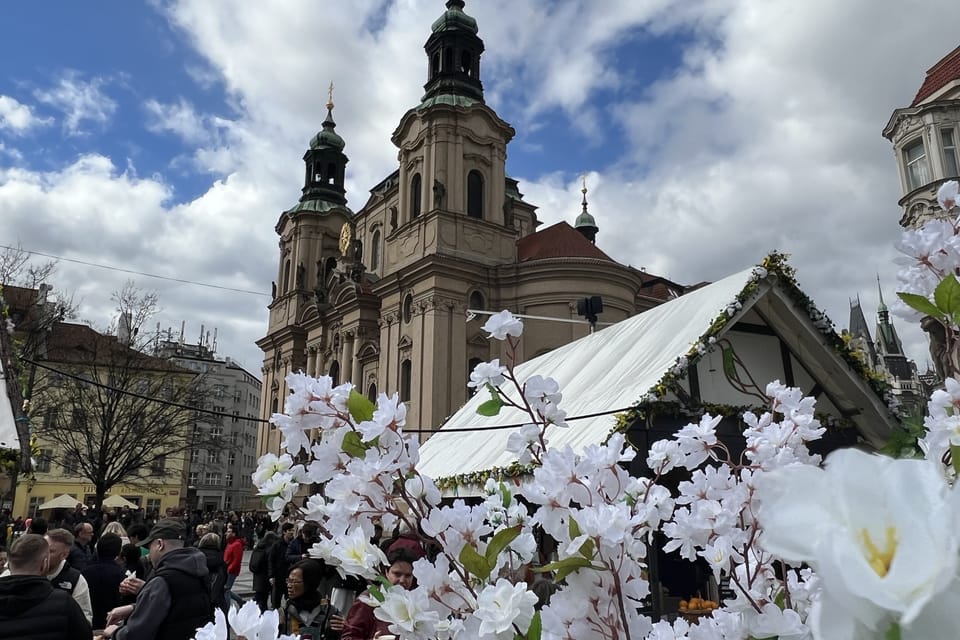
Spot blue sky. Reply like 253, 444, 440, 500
0, 0, 958, 377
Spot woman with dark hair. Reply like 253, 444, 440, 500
281, 559, 341, 639
250, 530, 277, 611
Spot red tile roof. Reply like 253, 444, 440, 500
911, 45, 960, 106
516, 222, 613, 262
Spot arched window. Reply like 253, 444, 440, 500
461, 51, 473, 76
467, 357, 483, 396
431, 53, 440, 78
282, 259, 291, 293
444, 48, 454, 73
411, 173, 422, 218
469, 290, 485, 311
400, 359, 412, 402
370, 229, 381, 272
467, 170, 484, 219
329, 361, 340, 386
271, 397, 278, 414
327, 163, 337, 185
403, 294, 414, 324
367, 383, 378, 402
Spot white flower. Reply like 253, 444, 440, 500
252, 453, 294, 486
326, 525, 388, 580
482, 310, 524, 340
756, 448, 960, 639
523, 375, 561, 410
937, 179, 959, 211
227, 601, 262, 639
474, 579, 539, 639
191, 608, 227, 640
375, 586, 440, 639
468, 359, 508, 388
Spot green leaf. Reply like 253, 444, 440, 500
935, 275, 960, 318
459, 543, 491, 581
537, 556, 598, 582
485, 525, 522, 566
885, 622, 902, 640
568, 516, 582, 540
722, 345, 737, 378
367, 584, 385, 603
579, 537, 595, 560
341, 430, 368, 458
477, 396, 503, 417
348, 388, 376, 423
526, 610, 542, 640
500, 481, 512, 509
897, 292, 944, 319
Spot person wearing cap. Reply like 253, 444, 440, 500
101, 518, 213, 640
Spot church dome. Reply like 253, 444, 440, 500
431, 0, 478, 35
310, 114, 345, 151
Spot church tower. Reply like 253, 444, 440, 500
258, 87, 355, 419
883, 46, 960, 228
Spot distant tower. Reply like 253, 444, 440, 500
874, 277, 924, 412
883, 46, 960, 228
848, 295, 878, 369
574, 175, 598, 244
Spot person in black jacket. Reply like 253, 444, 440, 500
81, 532, 126, 629
197, 532, 228, 615
0, 534, 92, 640
250, 530, 276, 611
269, 522, 296, 609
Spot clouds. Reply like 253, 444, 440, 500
0, 0, 953, 377
33, 71, 117, 135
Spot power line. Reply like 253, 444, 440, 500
19, 357, 634, 434
0, 243, 271, 297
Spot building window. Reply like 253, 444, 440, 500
400, 359, 412, 402
469, 290, 485, 311
411, 173, 422, 218
467, 170, 484, 219
904, 138, 931, 190
36, 449, 52, 473
225, 473, 233, 486
28, 496, 42, 518
283, 259, 292, 293
228, 452, 236, 466
367, 383, 377, 402
943, 128, 959, 178
188, 472, 198, 486
204, 472, 220, 486
211, 426, 223, 437
63, 452, 80, 476
145, 498, 162, 513
403, 294, 414, 324
190, 449, 200, 463
224, 496, 232, 509
370, 229, 381, 272
150, 456, 166, 474
329, 361, 340, 386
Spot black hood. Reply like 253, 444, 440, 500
0, 575, 55, 614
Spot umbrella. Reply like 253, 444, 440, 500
102, 494, 138, 509
37, 494, 81, 510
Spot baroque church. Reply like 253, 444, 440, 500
256, 0, 682, 444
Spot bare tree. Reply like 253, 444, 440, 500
28, 285, 220, 510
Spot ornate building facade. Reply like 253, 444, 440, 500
257, 1, 682, 450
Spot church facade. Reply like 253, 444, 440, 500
256, 1, 682, 450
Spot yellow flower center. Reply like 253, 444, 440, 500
861, 526, 898, 577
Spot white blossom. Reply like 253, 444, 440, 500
482, 310, 523, 340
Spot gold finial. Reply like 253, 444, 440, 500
581, 173, 587, 195
327, 81, 335, 111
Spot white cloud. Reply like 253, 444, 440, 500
33, 71, 117, 135
0, 95, 51, 134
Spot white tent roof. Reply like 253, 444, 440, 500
0, 358, 18, 452
417, 259, 895, 487
37, 494, 81, 511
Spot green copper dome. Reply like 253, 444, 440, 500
431, 0, 478, 34
575, 210, 597, 229
309, 109, 344, 151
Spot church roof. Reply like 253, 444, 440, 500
516, 221, 613, 262
911, 45, 960, 106
418, 254, 897, 493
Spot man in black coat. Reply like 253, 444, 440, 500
68, 522, 95, 571
269, 522, 296, 609
0, 534, 91, 640
81, 532, 126, 629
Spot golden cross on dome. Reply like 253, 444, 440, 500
581, 173, 588, 195
327, 81, 335, 111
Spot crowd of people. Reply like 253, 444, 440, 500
0, 504, 435, 640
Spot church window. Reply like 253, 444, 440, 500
283, 259, 291, 293
330, 360, 341, 386
411, 173, 422, 218
904, 138, 931, 190
367, 383, 378, 402
400, 359, 412, 402
327, 163, 337, 185
460, 51, 473, 76
431, 52, 440, 78
469, 290, 485, 311
403, 294, 414, 324
467, 170, 484, 219
445, 48, 454, 73
371, 229, 381, 272
942, 128, 959, 178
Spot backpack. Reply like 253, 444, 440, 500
249, 547, 267, 574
